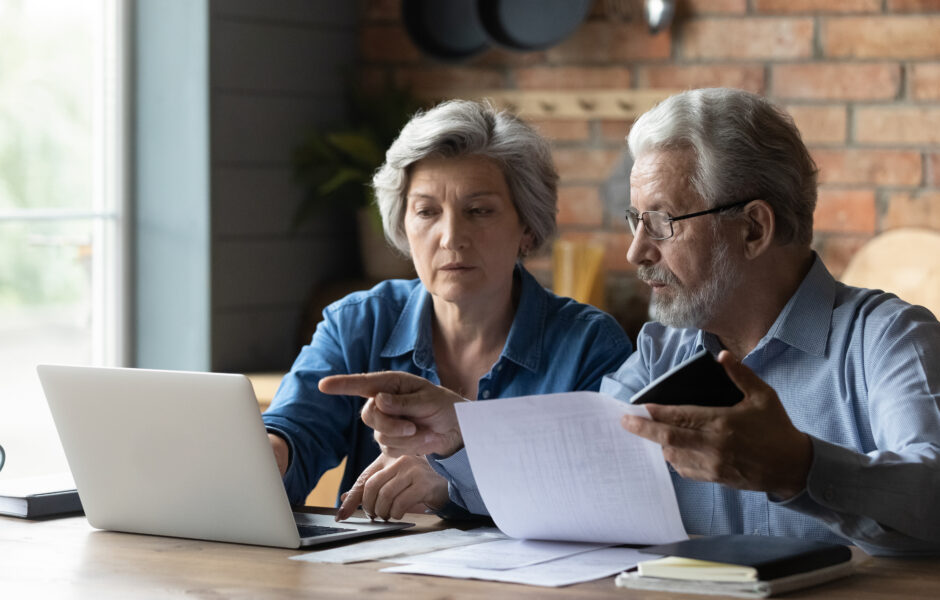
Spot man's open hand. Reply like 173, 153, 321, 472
621, 351, 813, 499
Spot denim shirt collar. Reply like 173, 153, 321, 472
379, 264, 547, 373
700, 253, 834, 358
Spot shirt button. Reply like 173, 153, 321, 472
495, 364, 503, 372
481, 390, 491, 399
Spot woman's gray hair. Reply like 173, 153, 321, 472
372, 99, 558, 257
627, 88, 817, 247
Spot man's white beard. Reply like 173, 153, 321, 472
640, 237, 741, 330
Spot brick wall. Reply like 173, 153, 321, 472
358, 0, 940, 339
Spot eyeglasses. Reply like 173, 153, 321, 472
625, 199, 755, 241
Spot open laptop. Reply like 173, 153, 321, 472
36, 364, 413, 548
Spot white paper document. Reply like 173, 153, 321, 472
382, 546, 653, 587
455, 391, 687, 544
386, 538, 610, 570
289, 528, 505, 564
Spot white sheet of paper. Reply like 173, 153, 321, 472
386, 538, 610, 570
289, 527, 505, 564
455, 391, 687, 544
382, 546, 654, 587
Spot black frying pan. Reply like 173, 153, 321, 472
402, 0, 490, 62
478, 0, 593, 51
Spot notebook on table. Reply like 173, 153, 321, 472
36, 364, 412, 548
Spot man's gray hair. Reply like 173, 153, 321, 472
627, 88, 817, 247
373, 99, 558, 256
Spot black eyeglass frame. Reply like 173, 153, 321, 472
625, 198, 756, 241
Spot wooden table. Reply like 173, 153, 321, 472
1, 509, 939, 598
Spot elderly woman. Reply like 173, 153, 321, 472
263, 100, 631, 520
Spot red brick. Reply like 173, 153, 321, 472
528, 119, 591, 143
557, 186, 604, 227
362, 0, 401, 21
515, 67, 632, 90
679, 18, 814, 60
600, 120, 634, 144
681, 0, 748, 14
756, 0, 880, 12
357, 67, 391, 95
882, 191, 940, 230
639, 64, 765, 94
553, 148, 622, 182
814, 188, 877, 233
910, 63, 940, 100
930, 153, 940, 185
888, 0, 940, 11
360, 25, 421, 62
475, 48, 548, 67
785, 105, 847, 144
773, 63, 900, 100
812, 149, 923, 185
393, 67, 506, 93
856, 107, 940, 144
823, 17, 940, 58
547, 21, 672, 63
812, 233, 871, 278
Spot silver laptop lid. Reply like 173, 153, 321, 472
37, 365, 302, 548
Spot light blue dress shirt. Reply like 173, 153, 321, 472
262, 265, 632, 513
601, 255, 940, 556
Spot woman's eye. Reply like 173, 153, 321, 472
469, 207, 492, 216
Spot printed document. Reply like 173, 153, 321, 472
383, 546, 655, 587
290, 527, 504, 564
386, 538, 611, 570
455, 391, 687, 544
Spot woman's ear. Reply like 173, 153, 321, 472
519, 227, 535, 257
741, 200, 775, 259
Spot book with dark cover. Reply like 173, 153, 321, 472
0, 474, 83, 519
631, 349, 744, 407
638, 534, 852, 582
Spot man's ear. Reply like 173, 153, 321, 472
741, 200, 775, 259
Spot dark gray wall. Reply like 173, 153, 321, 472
136, 0, 359, 372
209, 0, 360, 373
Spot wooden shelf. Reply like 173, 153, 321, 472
417, 88, 680, 119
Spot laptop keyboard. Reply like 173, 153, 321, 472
297, 524, 356, 538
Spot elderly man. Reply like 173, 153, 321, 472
599, 87, 940, 556
323, 88, 940, 556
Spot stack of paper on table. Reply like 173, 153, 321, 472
377, 391, 687, 586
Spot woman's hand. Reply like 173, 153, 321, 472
268, 433, 289, 476
319, 371, 467, 458
336, 454, 449, 522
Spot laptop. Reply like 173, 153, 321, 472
36, 364, 413, 548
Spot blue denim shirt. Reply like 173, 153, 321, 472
601, 255, 940, 556
262, 265, 632, 513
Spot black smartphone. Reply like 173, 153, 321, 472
631, 350, 743, 407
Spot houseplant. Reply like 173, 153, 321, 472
292, 85, 422, 280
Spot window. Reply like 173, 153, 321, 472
0, 0, 127, 478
